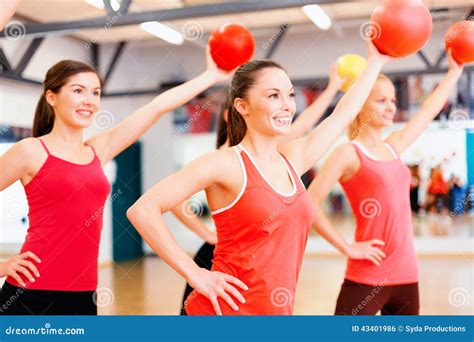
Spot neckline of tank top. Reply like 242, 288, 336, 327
47, 152, 97, 166
351, 140, 399, 162
40, 140, 98, 167
237, 144, 297, 197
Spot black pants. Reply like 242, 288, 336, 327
0, 282, 97, 315
180, 242, 215, 315
335, 279, 419, 315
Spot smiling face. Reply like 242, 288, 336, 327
45, 72, 102, 129
234, 67, 296, 136
359, 77, 397, 128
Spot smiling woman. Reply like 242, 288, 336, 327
127, 41, 392, 316
0, 52, 234, 315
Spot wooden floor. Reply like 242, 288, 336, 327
96, 255, 473, 315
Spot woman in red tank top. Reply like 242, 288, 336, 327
179, 63, 347, 314
127, 41, 392, 315
0, 51, 232, 315
308, 52, 464, 315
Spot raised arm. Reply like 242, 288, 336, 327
281, 41, 391, 174
277, 63, 345, 145
308, 145, 386, 265
0, 0, 21, 31
126, 150, 246, 315
386, 52, 464, 154
87, 47, 233, 164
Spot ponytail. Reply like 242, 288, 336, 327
226, 100, 247, 147
33, 94, 55, 137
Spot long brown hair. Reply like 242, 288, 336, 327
33, 60, 103, 137
216, 97, 229, 149
227, 60, 285, 146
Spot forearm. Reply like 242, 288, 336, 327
332, 57, 385, 125
171, 202, 215, 243
127, 205, 200, 282
284, 85, 339, 142
313, 203, 350, 256
148, 70, 216, 115
419, 69, 462, 120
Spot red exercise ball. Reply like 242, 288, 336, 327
445, 20, 474, 64
370, 0, 432, 57
208, 23, 255, 71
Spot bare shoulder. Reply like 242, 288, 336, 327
196, 146, 241, 177
7, 137, 45, 162
328, 143, 360, 181
332, 143, 358, 160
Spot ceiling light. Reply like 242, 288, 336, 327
140, 21, 184, 45
302, 5, 332, 31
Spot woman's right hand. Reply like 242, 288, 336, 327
366, 39, 392, 66
345, 239, 386, 266
0, 251, 41, 286
188, 268, 248, 315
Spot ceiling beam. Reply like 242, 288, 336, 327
0, 0, 341, 39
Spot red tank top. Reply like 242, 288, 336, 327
6, 139, 110, 291
185, 145, 314, 315
340, 141, 419, 286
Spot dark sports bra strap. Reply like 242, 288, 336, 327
37, 138, 50, 155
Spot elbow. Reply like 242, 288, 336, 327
127, 199, 152, 226
126, 203, 142, 226
127, 196, 163, 227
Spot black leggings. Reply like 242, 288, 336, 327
180, 242, 215, 315
335, 279, 419, 315
0, 282, 97, 315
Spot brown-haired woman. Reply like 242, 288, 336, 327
307, 52, 463, 315
179, 63, 347, 314
0, 50, 232, 315
128, 41, 391, 315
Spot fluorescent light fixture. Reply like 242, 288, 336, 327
140, 21, 184, 45
85, 0, 121, 11
302, 5, 332, 30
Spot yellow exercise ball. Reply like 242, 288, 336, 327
337, 54, 367, 92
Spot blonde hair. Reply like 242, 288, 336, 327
347, 74, 393, 140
